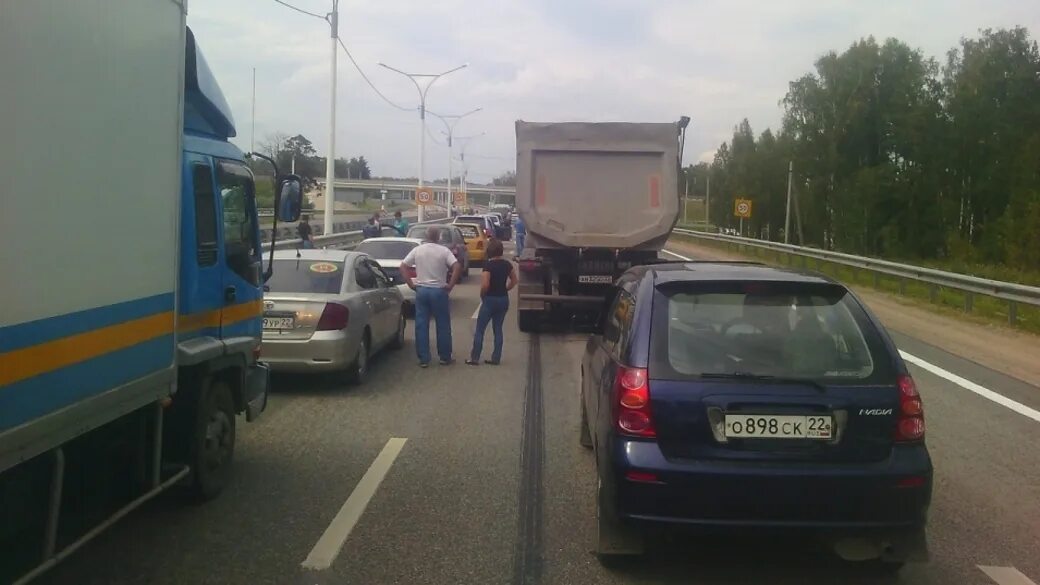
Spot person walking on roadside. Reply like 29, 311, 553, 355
513, 214, 526, 258
391, 210, 409, 236
467, 239, 518, 366
401, 226, 462, 367
297, 215, 315, 249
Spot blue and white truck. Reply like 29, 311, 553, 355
0, 2, 302, 582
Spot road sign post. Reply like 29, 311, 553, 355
734, 198, 752, 238
415, 187, 434, 207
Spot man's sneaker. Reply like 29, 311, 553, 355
439, 358, 455, 366
419, 362, 429, 368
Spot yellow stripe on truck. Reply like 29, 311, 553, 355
0, 312, 175, 386
176, 299, 264, 334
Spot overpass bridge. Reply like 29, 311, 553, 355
316, 178, 516, 206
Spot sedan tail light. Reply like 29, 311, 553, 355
317, 303, 349, 331
894, 374, 925, 442
614, 366, 656, 438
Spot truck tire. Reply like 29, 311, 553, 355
518, 310, 540, 333
190, 379, 236, 501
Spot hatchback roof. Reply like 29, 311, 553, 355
633, 261, 839, 286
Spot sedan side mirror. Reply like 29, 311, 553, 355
276, 175, 304, 223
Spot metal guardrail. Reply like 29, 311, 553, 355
672, 228, 1040, 326
261, 212, 450, 252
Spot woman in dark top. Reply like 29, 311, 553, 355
467, 239, 518, 365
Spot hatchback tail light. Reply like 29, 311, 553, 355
317, 303, 349, 331
614, 366, 656, 438
895, 374, 925, 442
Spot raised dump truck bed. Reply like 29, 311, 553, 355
514, 120, 687, 331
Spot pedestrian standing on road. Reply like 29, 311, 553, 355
513, 215, 526, 258
466, 239, 517, 366
362, 215, 381, 239
391, 210, 409, 236
297, 215, 315, 249
401, 226, 462, 367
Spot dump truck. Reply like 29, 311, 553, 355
0, 2, 301, 582
514, 119, 689, 331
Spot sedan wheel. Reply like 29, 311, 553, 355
346, 336, 369, 385
390, 314, 405, 350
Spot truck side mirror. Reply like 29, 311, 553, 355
276, 175, 304, 223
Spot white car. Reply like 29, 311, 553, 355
354, 237, 424, 315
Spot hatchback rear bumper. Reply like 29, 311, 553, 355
609, 438, 931, 529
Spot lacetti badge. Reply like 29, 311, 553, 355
859, 408, 893, 416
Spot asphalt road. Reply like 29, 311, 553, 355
34, 244, 1040, 585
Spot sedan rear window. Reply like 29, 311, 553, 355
651, 283, 891, 383
266, 260, 344, 294
355, 241, 418, 259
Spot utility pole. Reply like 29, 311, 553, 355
784, 160, 793, 244
378, 63, 468, 222
705, 174, 711, 229
430, 109, 481, 217
684, 175, 689, 224
323, 0, 339, 236
250, 67, 256, 154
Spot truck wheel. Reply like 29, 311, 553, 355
518, 310, 540, 333
191, 379, 236, 500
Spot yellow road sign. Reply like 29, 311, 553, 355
453, 191, 467, 205
734, 198, 752, 219
415, 187, 434, 206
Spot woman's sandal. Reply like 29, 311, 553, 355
484, 360, 500, 365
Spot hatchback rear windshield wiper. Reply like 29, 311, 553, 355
697, 372, 826, 392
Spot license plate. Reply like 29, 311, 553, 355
578, 275, 613, 284
262, 316, 295, 330
724, 414, 833, 440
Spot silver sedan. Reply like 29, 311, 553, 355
260, 249, 405, 384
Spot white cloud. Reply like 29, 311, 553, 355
188, 0, 1040, 178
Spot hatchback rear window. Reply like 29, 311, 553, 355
266, 260, 345, 294
455, 225, 479, 239
651, 282, 892, 383
355, 241, 418, 259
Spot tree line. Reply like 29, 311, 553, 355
689, 27, 1040, 272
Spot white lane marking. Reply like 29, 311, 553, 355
901, 351, 1040, 424
663, 249, 693, 261
301, 437, 408, 570
979, 566, 1039, 585
471, 303, 482, 320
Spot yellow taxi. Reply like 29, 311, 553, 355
454, 222, 489, 265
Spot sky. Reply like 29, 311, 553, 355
190, 0, 1039, 184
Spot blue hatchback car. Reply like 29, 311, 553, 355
580, 262, 931, 569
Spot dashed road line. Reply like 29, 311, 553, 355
980, 566, 1039, 585
301, 437, 408, 571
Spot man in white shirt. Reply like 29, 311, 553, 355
400, 226, 462, 367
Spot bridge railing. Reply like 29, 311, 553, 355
261, 212, 451, 252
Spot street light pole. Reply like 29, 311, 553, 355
429, 108, 481, 216
321, 1, 340, 236
378, 62, 468, 222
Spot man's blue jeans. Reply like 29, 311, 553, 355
470, 295, 509, 363
516, 233, 526, 256
414, 286, 452, 363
